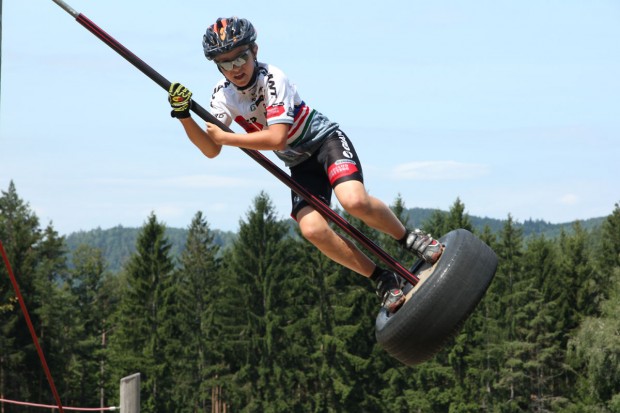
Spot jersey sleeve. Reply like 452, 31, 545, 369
264, 68, 297, 126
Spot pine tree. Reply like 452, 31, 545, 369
596, 202, 620, 297
519, 236, 565, 411
287, 230, 345, 412
487, 215, 525, 410
424, 209, 448, 237
567, 268, 620, 411
445, 225, 498, 412
0, 182, 64, 404
173, 211, 224, 412
419, 200, 487, 411
32, 224, 77, 403
445, 197, 474, 233
107, 212, 176, 412
566, 205, 620, 411
218, 192, 296, 412
64, 244, 111, 407
555, 223, 598, 340
340, 200, 425, 412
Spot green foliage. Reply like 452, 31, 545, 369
567, 203, 620, 411
63, 206, 604, 274
2, 181, 619, 413
171, 211, 225, 412
65, 225, 236, 273
569, 270, 620, 406
106, 212, 177, 412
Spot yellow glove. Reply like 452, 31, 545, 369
168, 82, 192, 119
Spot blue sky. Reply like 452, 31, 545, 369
1, 0, 619, 235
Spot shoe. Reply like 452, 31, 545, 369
375, 271, 405, 313
403, 229, 443, 264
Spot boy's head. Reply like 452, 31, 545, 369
203, 17, 257, 60
203, 17, 259, 88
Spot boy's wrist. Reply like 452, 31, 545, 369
171, 110, 191, 119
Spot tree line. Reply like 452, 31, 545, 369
62, 210, 605, 275
1, 180, 619, 412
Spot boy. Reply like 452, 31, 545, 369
167, 17, 442, 313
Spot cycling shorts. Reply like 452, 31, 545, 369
290, 129, 364, 219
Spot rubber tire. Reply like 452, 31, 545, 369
375, 228, 498, 366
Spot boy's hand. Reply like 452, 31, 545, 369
206, 122, 226, 144
168, 83, 192, 119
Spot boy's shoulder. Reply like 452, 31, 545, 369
259, 62, 285, 75
211, 77, 232, 96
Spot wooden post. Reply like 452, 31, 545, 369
120, 373, 140, 413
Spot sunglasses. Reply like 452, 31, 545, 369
215, 49, 252, 71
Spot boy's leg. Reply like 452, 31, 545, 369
296, 205, 406, 313
296, 205, 376, 277
333, 180, 406, 239
334, 180, 443, 264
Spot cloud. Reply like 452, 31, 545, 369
392, 161, 490, 181
559, 193, 579, 205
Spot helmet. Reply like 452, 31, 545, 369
203, 17, 257, 60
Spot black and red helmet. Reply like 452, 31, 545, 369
203, 17, 257, 60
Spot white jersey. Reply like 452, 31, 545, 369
209, 62, 339, 167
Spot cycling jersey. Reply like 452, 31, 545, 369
209, 62, 339, 167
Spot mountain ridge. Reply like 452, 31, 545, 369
64, 207, 606, 273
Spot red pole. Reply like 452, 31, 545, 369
0, 241, 65, 413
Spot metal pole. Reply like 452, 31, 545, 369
49, 1, 419, 285
50, 0, 78, 18
0, 242, 65, 413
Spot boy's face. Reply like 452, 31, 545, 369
214, 46, 257, 88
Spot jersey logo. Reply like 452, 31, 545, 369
328, 160, 359, 185
266, 73, 277, 96
250, 95, 265, 112
266, 104, 286, 119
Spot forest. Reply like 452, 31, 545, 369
1, 180, 619, 413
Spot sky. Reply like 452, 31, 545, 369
1, 0, 619, 236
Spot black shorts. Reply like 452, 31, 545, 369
290, 129, 364, 219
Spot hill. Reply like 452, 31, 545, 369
64, 208, 605, 273
65, 225, 236, 273
403, 207, 605, 238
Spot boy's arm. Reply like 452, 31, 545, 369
180, 117, 222, 158
168, 82, 223, 158
206, 122, 290, 151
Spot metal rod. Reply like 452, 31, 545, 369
50, 1, 419, 285
0, 241, 65, 413
51, 0, 78, 17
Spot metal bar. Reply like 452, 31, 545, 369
0, 241, 65, 413
51, 0, 78, 17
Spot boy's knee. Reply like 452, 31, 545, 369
341, 195, 371, 217
299, 218, 331, 244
